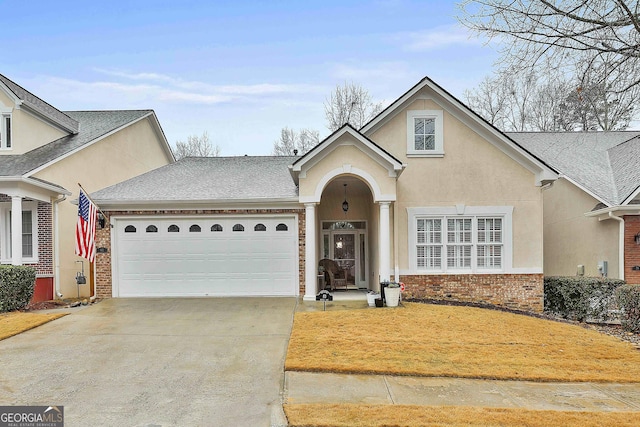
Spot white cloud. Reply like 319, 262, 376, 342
399, 24, 483, 51
93, 68, 324, 98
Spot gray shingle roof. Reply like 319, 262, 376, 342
508, 131, 640, 205
91, 156, 299, 203
0, 110, 153, 176
0, 74, 79, 133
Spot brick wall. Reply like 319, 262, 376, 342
399, 274, 544, 312
95, 208, 306, 298
35, 202, 53, 276
624, 215, 640, 284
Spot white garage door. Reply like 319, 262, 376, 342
113, 216, 298, 297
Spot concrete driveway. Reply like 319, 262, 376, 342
0, 297, 297, 427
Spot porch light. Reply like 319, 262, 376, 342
342, 183, 349, 213
98, 212, 106, 229
635, 232, 640, 245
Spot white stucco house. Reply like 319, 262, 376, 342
91, 76, 558, 312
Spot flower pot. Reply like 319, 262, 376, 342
384, 287, 401, 307
374, 298, 383, 307
367, 293, 381, 307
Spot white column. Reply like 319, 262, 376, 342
11, 196, 22, 266
304, 203, 317, 301
379, 201, 391, 283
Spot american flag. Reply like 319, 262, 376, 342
75, 189, 97, 262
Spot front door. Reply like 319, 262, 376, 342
322, 222, 368, 289
333, 232, 356, 288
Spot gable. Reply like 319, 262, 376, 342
362, 77, 557, 187
292, 125, 404, 203
4, 106, 69, 155
33, 114, 174, 192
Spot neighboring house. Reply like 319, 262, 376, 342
92, 77, 557, 312
510, 132, 640, 283
0, 74, 174, 301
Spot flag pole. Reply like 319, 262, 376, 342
77, 183, 101, 301
77, 183, 109, 220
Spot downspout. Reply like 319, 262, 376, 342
53, 195, 66, 298
604, 211, 625, 281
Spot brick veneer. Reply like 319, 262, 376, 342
399, 273, 544, 312
95, 208, 306, 298
624, 215, 640, 284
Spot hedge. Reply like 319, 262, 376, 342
616, 285, 640, 333
544, 276, 625, 322
0, 265, 36, 313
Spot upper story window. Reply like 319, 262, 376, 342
0, 112, 11, 150
406, 110, 443, 157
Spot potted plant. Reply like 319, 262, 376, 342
367, 290, 381, 307
384, 281, 401, 307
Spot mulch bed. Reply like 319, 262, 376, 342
21, 298, 97, 312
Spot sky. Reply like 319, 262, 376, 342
3, 0, 500, 156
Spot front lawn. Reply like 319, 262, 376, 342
283, 404, 640, 427
0, 311, 67, 340
285, 302, 640, 382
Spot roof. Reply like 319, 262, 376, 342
292, 123, 404, 174
0, 110, 157, 177
0, 74, 79, 133
91, 156, 299, 204
508, 131, 640, 206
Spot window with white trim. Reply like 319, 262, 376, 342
0, 202, 38, 263
406, 110, 443, 156
408, 206, 512, 273
0, 113, 11, 149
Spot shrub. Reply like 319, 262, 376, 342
0, 265, 36, 313
616, 285, 640, 333
544, 276, 625, 322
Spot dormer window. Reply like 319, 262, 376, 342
406, 110, 443, 157
0, 113, 11, 149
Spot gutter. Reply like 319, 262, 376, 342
53, 194, 67, 298
600, 212, 625, 281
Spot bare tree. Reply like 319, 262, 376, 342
465, 65, 638, 131
271, 127, 319, 156
324, 82, 384, 131
174, 131, 221, 160
457, 1, 640, 90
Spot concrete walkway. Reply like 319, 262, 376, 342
285, 372, 640, 412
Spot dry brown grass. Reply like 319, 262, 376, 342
284, 404, 640, 427
0, 311, 67, 340
285, 302, 640, 382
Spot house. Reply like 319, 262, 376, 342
0, 74, 174, 301
91, 77, 557, 312
510, 132, 640, 283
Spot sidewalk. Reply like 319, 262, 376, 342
285, 371, 640, 412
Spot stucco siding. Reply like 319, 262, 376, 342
0, 92, 68, 155
33, 117, 173, 297
11, 109, 69, 155
298, 140, 397, 200
544, 178, 619, 278
369, 97, 543, 272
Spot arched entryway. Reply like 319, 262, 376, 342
318, 177, 373, 290
290, 125, 404, 300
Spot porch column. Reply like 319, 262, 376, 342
11, 196, 22, 265
304, 202, 317, 301
379, 201, 391, 283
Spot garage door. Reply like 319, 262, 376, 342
113, 216, 298, 297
